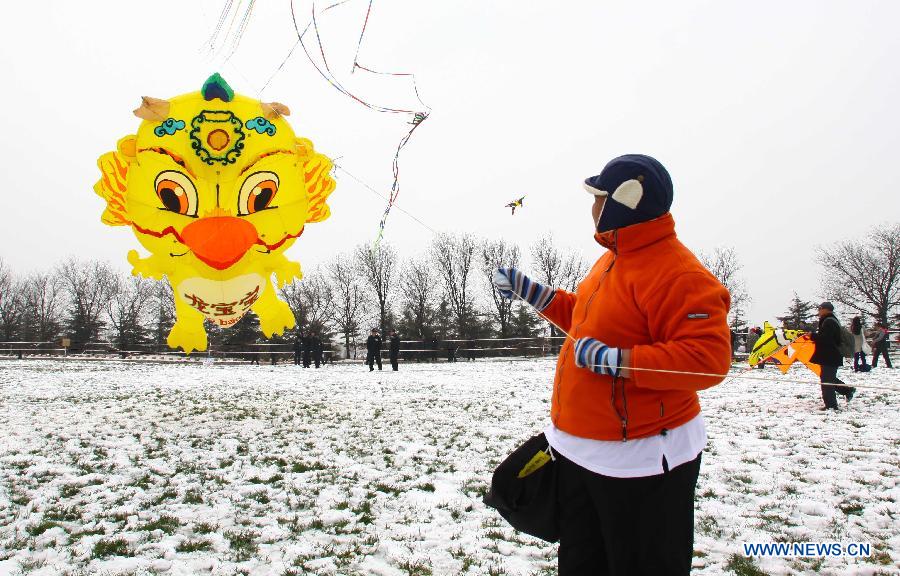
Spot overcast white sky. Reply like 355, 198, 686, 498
1, 0, 898, 324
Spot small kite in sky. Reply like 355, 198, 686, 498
505, 196, 526, 215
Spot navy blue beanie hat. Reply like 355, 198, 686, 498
584, 154, 673, 233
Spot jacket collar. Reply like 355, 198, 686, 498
594, 212, 676, 253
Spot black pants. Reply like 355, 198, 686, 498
302, 353, 311, 368
390, 354, 398, 371
853, 351, 867, 371
872, 343, 893, 368
820, 365, 852, 408
367, 351, 382, 371
294, 353, 301, 365
557, 451, 701, 576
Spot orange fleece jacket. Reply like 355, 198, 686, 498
541, 213, 732, 441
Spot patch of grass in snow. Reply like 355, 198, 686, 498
731, 474, 753, 485
290, 461, 325, 473
91, 536, 131, 559
59, 483, 81, 498
724, 554, 770, 576
696, 514, 722, 538
150, 487, 178, 505
417, 482, 436, 492
183, 489, 204, 504
372, 481, 402, 496
839, 501, 864, 515
26, 519, 60, 537
353, 500, 374, 524
193, 521, 217, 534
176, 538, 213, 552
225, 529, 258, 561
140, 514, 180, 534
130, 474, 152, 489
44, 505, 81, 523
396, 558, 432, 575
16, 556, 49, 571
246, 489, 270, 504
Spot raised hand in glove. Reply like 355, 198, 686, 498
492, 268, 555, 311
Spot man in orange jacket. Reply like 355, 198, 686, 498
494, 154, 731, 575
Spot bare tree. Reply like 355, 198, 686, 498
327, 256, 366, 358
698, 246, 750, 329
22, 271, 65, 342
431, 233, 479, 338
817, 222, 900, 325
57, 258, 116, 344
106, 274, 155, 349
560, 252, 590, 293
0, 259, 26, 341
530, 232, 565, 289
480, 238, 521, 337
355, 243, 397, 334
397, 256, 436, 340
530, 233, 591, 292
280, 270, 335, 337
529, 233, 589, 342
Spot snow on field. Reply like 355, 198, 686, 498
0, 358, 897, 576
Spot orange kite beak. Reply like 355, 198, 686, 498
180, 216, 258, 270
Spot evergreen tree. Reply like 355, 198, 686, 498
508, 301, 542, 338
777, 292, 817, 331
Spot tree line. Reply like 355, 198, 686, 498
0, 222, 895, 355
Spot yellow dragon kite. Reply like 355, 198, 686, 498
94, 74, 335, 353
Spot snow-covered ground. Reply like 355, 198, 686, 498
0, 358, 897, 576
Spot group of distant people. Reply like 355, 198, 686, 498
365, 328, 401, 371
811, 303, 894, 411
292, 334, 325, 368
850, 317, 894, 371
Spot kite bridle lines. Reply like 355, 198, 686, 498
259, 0, 431, 249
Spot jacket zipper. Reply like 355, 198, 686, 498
553, 232, 618, 423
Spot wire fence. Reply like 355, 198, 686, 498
0, 332, 896, 365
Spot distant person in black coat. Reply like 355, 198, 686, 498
366, 329, 383, 371
810, 302, 854, 410
293, 336, 302, 365
302, 335, 313, 368
312, 336, 323, 368
389, 330, 400, 371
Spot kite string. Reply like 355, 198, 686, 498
507, 293, 900, 393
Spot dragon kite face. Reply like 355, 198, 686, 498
94, 74, 335, 352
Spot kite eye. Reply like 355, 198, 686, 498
155, 171, 198, 217
238, 171, 279, 215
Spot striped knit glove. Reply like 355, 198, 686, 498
492, 268, 555, 311
574, 337, 622, 377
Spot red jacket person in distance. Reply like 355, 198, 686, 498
494, 154, 731, 575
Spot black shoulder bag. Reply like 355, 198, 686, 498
483, 432, 559, 542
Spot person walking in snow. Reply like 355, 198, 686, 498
366, 328, 383, 371
810, 302, 854, 409
388, 330, 401, 371
494, 154, 732, 575
850, 316, 870, 372
870, 322, 893, 368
